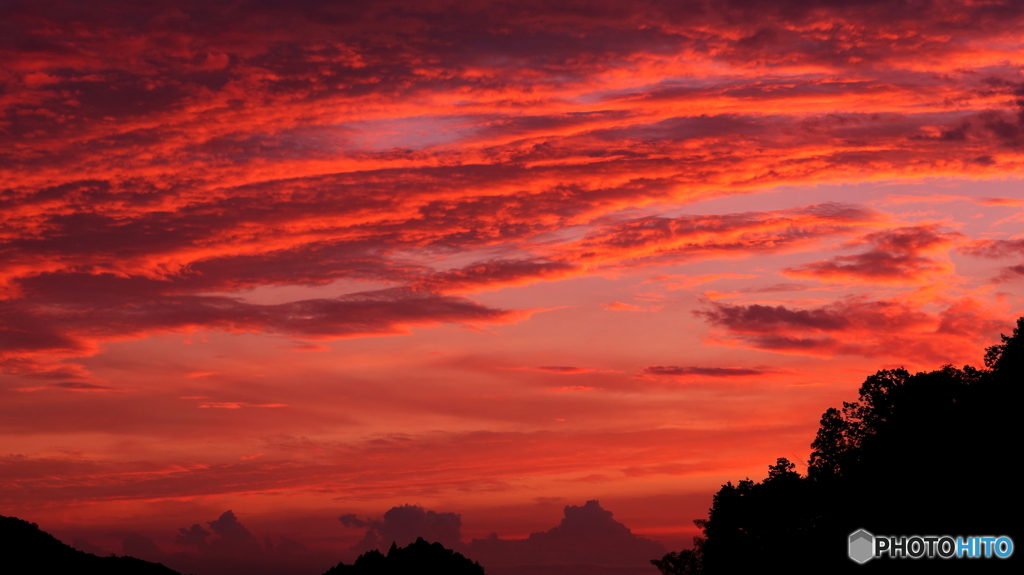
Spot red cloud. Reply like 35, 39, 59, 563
196, 403, 288, 409
0, 201, 881, 377
15, 382, 121, 393
415, 259, 580, 293
994, 264, 1024, 281
2, 2, 1024, 561
958, 238, 1024, 258
2, 0, 1022, 389
535, 367, 600, 374
696, 296, 1008, 364
565, 203, 881, 267
504, 366, 619, 375
957, 238, 1024, 282
784, 225, 964, 284
640, 366, 769, 378
0, 280, 523, 376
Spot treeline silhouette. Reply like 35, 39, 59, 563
323, 537, 485, 574
0, 515, 182, 575
654, 317, 1022, 574
0, 514, 485, 575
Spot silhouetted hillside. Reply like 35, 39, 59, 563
654, 317, 1022, 574
0, 515, 183, 575
323, 537, 484, 575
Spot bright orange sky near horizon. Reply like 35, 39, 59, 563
1, 1, 1023, 573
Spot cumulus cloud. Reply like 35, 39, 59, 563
205, 511, 262, 555
338, 500, 665, 574
338, 514, 370, 529
175, 524, 211, 551
163, 510, 334, 575
467, 500, 666, 572
340, 504, 463, 552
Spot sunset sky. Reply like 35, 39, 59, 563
2, 1, 1023, 573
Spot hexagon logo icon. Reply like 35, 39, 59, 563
849, 529, 874, 564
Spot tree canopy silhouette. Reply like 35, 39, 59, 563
653, 317, 1022, 574
324, 537, 485, 575
0, 515, 182, 575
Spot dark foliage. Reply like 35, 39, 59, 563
650, 519, 705, 575
324, 537, 485, 575
654, 317, 1023, 574
0, 514, 182, 575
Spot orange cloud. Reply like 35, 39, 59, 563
196, 403, 288, 409
696, 295, 1009, 365
958, 238, 1024, 259
957, 238, 1024, 282
600, 301, 648, 312
3, 1, 1024, 560
0, 283, 525, 376
415, 260, 581, 293
784, 225, 964, 284
15, 382, 121, 393
639, 366, 772, 378
563, 203, 883, 268
505, 366, 620, 374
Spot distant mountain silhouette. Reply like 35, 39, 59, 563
323, 537, 484, 574
654, 317, 1023, 574
0, 514, 182, 575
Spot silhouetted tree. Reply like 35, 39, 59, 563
765, 457, 798, 482
985, 316, 1023, 373
807, 407, 849, 479
651, 520, 705, 575
0, 515, 182, 575
655, 317, 1022, 573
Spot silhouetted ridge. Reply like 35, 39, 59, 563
0, 515, 182, 575
653, 317, 1022, 574
323, 537, 485, 575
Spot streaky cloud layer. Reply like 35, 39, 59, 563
2, 1, 1023, 573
